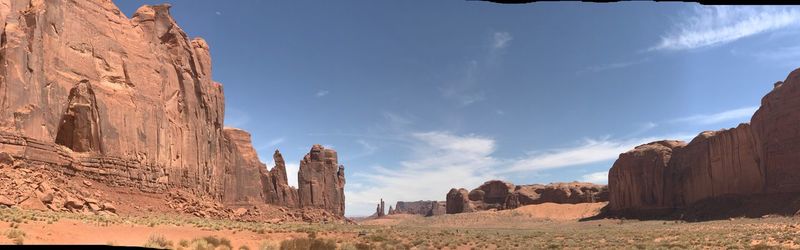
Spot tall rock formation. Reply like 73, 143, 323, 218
268, 150, 298, 207
608, 68, 800, 217
298, 145, 346, 216
0, 0, 344, 218
0, 0, 227, 197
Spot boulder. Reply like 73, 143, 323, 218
0, 195, 14, 206
0, 152, 14, 166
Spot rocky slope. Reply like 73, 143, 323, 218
446, 180, 608, 214
0, 0, 345, 220
608, 68, 800, 218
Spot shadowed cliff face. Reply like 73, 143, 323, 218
0, 0, 344, 216
608, 68, 800, 216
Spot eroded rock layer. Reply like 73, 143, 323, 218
608, 68, 800, 217
0, 0, 344, 219
298, 144, 346, 216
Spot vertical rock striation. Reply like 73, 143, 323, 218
608, 68, 800, 217
298, 144, 346, 216
0, 0, 345, 217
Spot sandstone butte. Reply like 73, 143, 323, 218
608, 68, 800, 218
445, 180, 609, 214
388, 200, 446, 217
0, 0, 345, 220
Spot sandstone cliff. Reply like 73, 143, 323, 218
608, 68, 800, 217
298, 144, 346, 216
0, 0, 344, 219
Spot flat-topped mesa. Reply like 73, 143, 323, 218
298, 144, 346, 216
608, 68, 800, 218
390, 200, 445, 216
446, 180, 609, 214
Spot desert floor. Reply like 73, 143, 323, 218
2, 202, 800, 249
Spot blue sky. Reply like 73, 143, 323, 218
114, 1, 800, 216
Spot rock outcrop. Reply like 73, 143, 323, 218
608, 68, 800, 218
375, 198, 385, 217
390, 200, 445, 216
0, 0, 345, 219
446, 188, 472, 214
447, 180, 608, 214
298, 145, 346, 216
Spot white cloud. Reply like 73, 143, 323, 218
501, 133, 696, 174
215, 11, 222, 16
267, 137, 285, 147
652, 6, 800, 51
344, 129, 699, 216
345, 131, 499, 216
285, 162, 299, 188
581, 171, 608, 184
669, 106, 757, 125
492, 32, 513, 49
315, 90, 329, 97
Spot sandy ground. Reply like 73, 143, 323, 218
497, 202, 606, 220
0, 219, 304, 248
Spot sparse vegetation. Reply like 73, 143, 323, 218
5, 228, 26, 245
278, 238, 336, 250
4, 205, 800, 249
143, 234, 173, 249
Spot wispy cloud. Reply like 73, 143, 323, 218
344, 128, 698, 215
652, 6, 800, 51
285, 162, 299, 188
267, 137, 285, 147
669, 106, 757, 125
315, 90, 330, 97
441, 31, 512, 107
342, 139, 379, 161
581, 171, 608, 184
441, 60, 485, 106
492, 32, 513, 49
501, 133, 695, 174
345, 131, 499, 216
578, 58, 650, 74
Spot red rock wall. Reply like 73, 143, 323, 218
0, 0, 344, 215
608, 69, 800, 214
297, 145, 346, 216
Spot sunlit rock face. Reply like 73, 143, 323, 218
608, 68, 800, 215
0, 0, 343, 216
